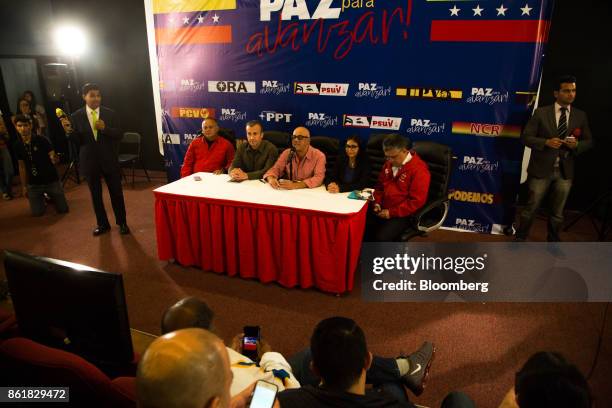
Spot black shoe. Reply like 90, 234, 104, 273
401, 342, 435, 396
119, 224, 130, 235
93, 225, 111, 236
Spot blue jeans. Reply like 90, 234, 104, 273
516, 167, 572, 241
27, 181, 69, 216
0, 148, 13, 196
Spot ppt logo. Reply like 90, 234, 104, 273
259, 111, 293, 123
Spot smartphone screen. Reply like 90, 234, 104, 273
249, 380, 278, 408
242, 326, 260, 360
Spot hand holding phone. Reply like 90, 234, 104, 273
249, 380, 278, 408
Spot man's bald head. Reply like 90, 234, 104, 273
137, 328, 232, 408
291, 126, 311, 156
161, 297, 214, 334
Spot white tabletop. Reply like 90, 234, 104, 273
154, 172, 368, 215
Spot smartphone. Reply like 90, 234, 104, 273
249, 380, 278, 408
242, 326, 260, 361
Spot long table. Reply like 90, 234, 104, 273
154, 173, 368, 293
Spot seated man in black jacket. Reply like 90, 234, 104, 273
279, 317, 429, 408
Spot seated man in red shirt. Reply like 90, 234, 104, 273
180, 117, 235, 178
365, 134, 430, 241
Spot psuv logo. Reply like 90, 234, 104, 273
454, 218, 491, 233
208, 81, 256, 94
458, 156, 500, 173
305, 112, 338, 128
466, 87, 509, 105
260, 0, 341, 21
294, 82, 320, 95
343, 115, 370, 128
355, 82, 391, 99
294, 82, 349, 96
406, 118, 445, 135
219, 108, 247, 122
343, 115, 402, 130
259, 111, 293, 123
260, 80, 291, 95
162, 133, 180, 144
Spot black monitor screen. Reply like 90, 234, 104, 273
4, 250, 133, 366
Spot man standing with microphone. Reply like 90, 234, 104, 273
60, 83, 129, 236
515, 75, 592, 242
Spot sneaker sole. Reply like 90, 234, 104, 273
406, 345, 436, 397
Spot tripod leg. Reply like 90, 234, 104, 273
563, 194, 605, 231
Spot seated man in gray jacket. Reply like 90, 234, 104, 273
229, 120, 278, 181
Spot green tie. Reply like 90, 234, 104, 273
91, 110, 98, 141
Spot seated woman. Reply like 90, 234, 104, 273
326, 135, 371, 193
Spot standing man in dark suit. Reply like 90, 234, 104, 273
60, 83, 129, 236
515, 75, 592, 242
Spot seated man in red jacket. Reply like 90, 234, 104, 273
366, 134, 430, 241
180, 117, 235, 178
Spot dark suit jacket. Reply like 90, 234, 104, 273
68, 106, 122, 178
521, 104, 592, 179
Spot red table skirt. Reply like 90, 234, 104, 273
154, 193, 368, 293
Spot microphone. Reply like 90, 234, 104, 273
55, 108, 68, 119
286, 147, 296, 182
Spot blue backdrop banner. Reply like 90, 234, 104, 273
149, 0, 553, 234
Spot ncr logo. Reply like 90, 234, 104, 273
208, 81, 256, 93
259, 111, 293, 123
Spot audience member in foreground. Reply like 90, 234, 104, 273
14, 115, 68, 216
263, 126, 326, 189
162, 297, 300, 395
229, 120, 278, 181
137, 328, 263, 408
365, 134, 430, 241
279, 316, 432, 407
498, 351, 592, 408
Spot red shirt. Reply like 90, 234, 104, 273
180, 135, 235, 178
373, 152, 430, 218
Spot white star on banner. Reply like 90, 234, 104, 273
496, 4, 508, 16
197, 15, 204, 23
212, 14, 220, 23
449, 5, 460, 16
472, 5, 484, 16
182, 16, 189, 24
521, 3, 532, 15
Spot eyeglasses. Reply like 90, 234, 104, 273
291, 135, 309, 141
345, 144, 359, 149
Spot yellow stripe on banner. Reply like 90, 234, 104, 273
153, 0, 236, 14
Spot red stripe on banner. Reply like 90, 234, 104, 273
155, 26, 232, 45
430, 20, 550, 43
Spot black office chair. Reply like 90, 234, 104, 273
366, 134, 453, 241
218, 128, 237, 148
263, 130, 291, 155
310, 136, 339, 176
118, 132, 150, 187
400, 141, 452, 240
